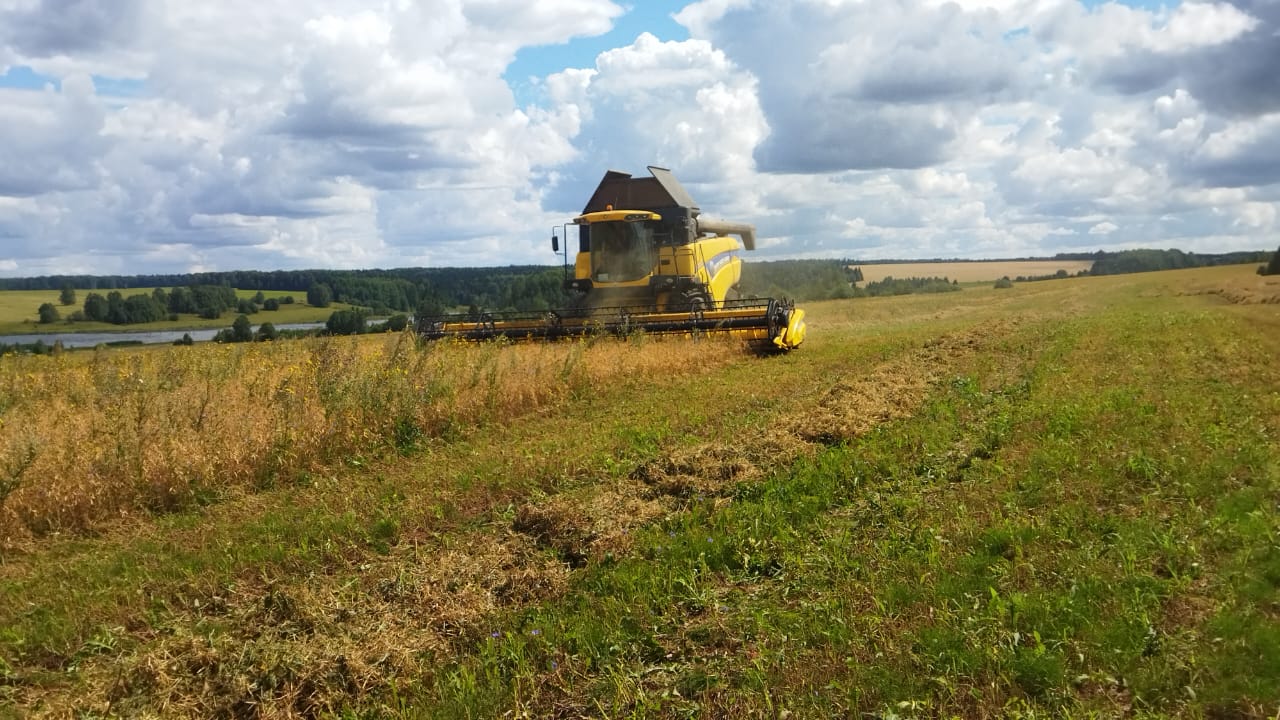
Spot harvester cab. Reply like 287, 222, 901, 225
420, 166, 806, 351
554, 166, 759, 312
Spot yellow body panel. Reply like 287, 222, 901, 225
572, 210, 746, 309
774, 306, 807, 350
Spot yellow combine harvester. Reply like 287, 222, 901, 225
417, 166, 806, 351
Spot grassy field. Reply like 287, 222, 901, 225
0, 288, 344, 336
852, 260, 1096, 283
1, 265, 1277, 718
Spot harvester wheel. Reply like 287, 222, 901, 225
683, 290, 711, 312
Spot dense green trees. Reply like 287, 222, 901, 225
307, 283, 333, 308
854, 276, 961, 297
325, 308, 368, 335
71, 285, 235, 325
164, 285, 237, 319
59, 285, 76, 306
123, 294, 167, 323
321, 310, 407, 336
232, 315, 253, 342
82, 291, 167, 324
212, 315, 255, 343
380, 314, 409, 332
38, 303, 59, 323
1090, 249, 1270, 275
83, 293, 107, 321
255, 322, 278, 341
1262, 246, 1280, 276
740, 260, 857, 302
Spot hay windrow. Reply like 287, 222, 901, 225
17, 529, 570, 718
1174, 267, 1280, 305
628, 323, 1013, 505
512, 484, 670, 565
631, 436, 808, 498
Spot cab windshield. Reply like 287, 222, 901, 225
590, 221, 657, 282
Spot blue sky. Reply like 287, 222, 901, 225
503, 2, 688, 107
508, 2, 689, 78
1, 0, 1277, 275
0, 0, 1180, 95
0, 0, 1181, 97
0, 64, 145, 96
498, 0, 1171, 106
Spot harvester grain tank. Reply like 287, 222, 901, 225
416, 166, 806, 350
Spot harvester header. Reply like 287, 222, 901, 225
416, 166, 805, 351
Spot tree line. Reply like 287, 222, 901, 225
16, 247, 1278, 329
1089, 248, 1271, 276
739, 260, 859, 302
853, 276, 960, 297
38, 286, 303, 326
206, 310, 410, 344
1260, 245, 1280, 276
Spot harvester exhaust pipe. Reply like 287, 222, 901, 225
697, 218, 756, 251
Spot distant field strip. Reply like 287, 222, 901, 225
853, 260, 1095, 283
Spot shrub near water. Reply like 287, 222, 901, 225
0, 332, 743, 544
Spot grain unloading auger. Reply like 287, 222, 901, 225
416, 166, 806, 351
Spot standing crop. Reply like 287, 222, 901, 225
0, 333, 742, 545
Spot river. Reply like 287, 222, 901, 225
0, 322, 328, 349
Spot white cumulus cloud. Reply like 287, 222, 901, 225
0, 0, 1277, 277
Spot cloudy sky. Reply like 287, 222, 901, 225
1, 0, 1277, 277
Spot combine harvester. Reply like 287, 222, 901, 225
416, 166, 806, 351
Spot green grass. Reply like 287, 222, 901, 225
397, 292, 1277, 717
1, 266, 1277, 717
0, 287, 346, 335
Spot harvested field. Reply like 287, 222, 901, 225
1176, 265, 1280, 304
2, 264, 1278, 718
851, 259, 1095, 283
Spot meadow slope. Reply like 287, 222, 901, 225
1, 266, 1277, 718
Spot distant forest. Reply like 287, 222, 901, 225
1, 248, 1271, 314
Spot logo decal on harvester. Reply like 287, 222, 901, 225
702, 251, 736, 278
